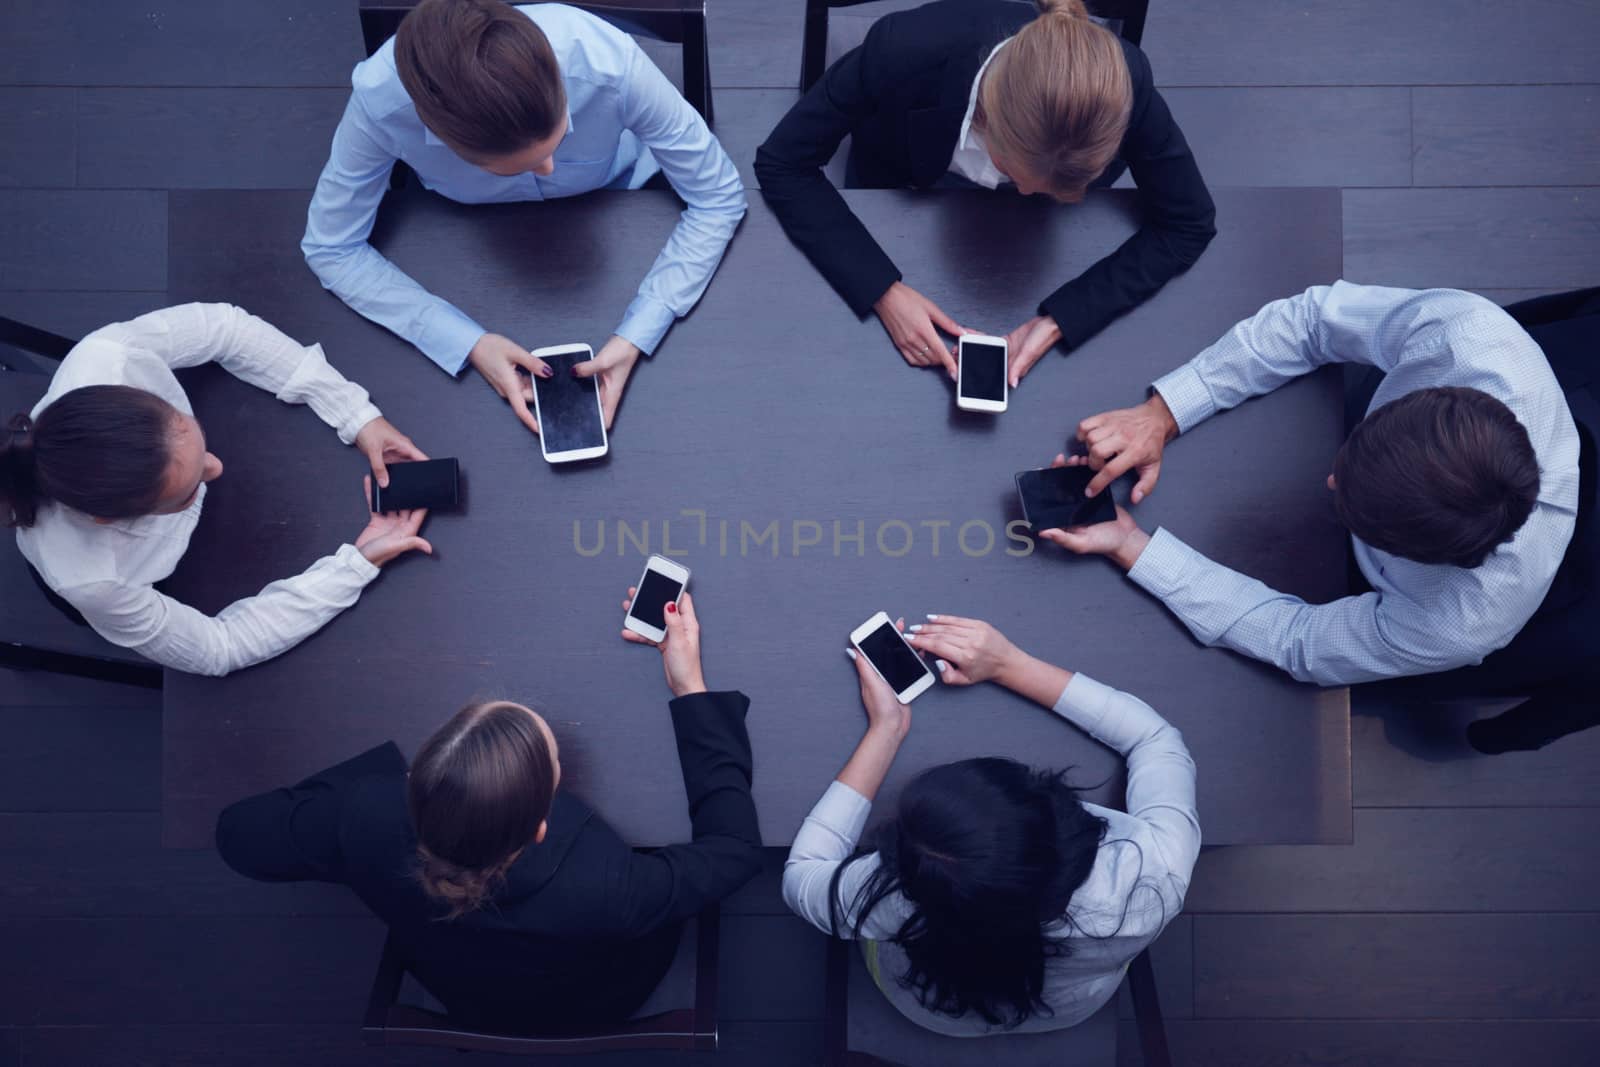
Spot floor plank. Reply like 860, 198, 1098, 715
1163, 87, 1412, 188
0, 813, 362, 918
0, 1030, 14, 1067
0, 703, 159, 812
1343, 188, 1600, 289
712, 88, 799, 188
0, 669, 160, 710
1117, 916, 1194, 1021
0, 291, 170, 340
1352, 706, 1600, 807
0, 191, 166, 291
0, 916, 385, 1025
1413, 86, 1600, 188
0, 0, 359, 88
709, 0, 805, 90
76, 89, 346, 190
1143, 0, 1600, 86
1194, 914, 1600, 1019
0, 89, 74, 188
18, 1021, 825, 1067
1118, 1019, 1600, 1067
1185, 808, 1600, 913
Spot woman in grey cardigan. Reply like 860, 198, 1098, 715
784, 614, 1199, 1035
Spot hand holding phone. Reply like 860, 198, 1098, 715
623, 555, 691, 644
531, 343, 609, 463
622, 575, 705, 697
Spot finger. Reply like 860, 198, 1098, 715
894, 616, 907, 633
627, 586, 637, 598
1086, 453, 1137, 498
923, 612, 981, 633
622, 598, 633, 613
1130, 463, 1161, 505
396, 439, 429, 462
907, 632, 968, 664
622, 629, 656, 645
362, 475, 376, 514
927, 302, 962, 337
511, 351, 553, 379
368, 451, 390, 489
1050, 452, 1069, 469
1077, 414, 1107, 441
509, 393, 541, 435
1008, 345, 1045, 388
936, 342, 958, 381
939, 663, 975, 686
397, 536, 433, 557
677, 590, 698, 626
1061, 454, 1090, 467
663, 599, 683, 634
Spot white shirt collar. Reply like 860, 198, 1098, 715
948, 37, 1012, 188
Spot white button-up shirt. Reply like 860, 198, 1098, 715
1132, 282, 1581, 685
302, 3, 746, 375
16, 304, 384, 677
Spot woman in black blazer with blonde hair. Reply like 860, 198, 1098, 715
215, 586, 761, 1032
756, 0, 1215, 387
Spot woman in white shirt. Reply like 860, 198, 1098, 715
1, 303, 433, 677
784, 614, 1199, 1036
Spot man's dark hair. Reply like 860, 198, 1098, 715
395, 0, 565, 157
1333, 386, 1540, 569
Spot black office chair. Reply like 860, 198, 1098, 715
824, 940, 1171, 1067
358, 0, 713, 124
800, 0, 1150, 93
363, 910, 721, 1055
0, 316, 162, 689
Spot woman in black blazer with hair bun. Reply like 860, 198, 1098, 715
756, 0, 1215, 389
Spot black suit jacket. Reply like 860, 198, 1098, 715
215, 690, 762, 1032
754, 0, 1217, 352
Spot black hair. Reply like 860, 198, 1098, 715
827, 758, 1110, 1027
1, 384, 176, 526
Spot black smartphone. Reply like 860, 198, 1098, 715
1014, 466, 1116, 531
370, 458, 460, 512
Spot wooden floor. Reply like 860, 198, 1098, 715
2, 1, 1599, 1064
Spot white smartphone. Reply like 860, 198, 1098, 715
624, 555, 691, 643
850, 611, 936, 703
530, 342, 608, 463
956, 333, 1009, 413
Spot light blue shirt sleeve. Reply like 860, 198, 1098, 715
302, 93, 486, 376
612, 41, 746, 355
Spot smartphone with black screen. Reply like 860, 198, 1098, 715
850, 611, 936, 702
370, 458, 460, 513
957, 334, 1008, 413
1014, 466, 1116, 531
531, 343, 608, 463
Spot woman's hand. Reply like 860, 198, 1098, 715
622, 586, 707, 697
356, 476, 433, 566
1004, 315, 1062, 388
872, 282, 971, 379
352, 416, 428, 489
573, 335, 641, 430
467, 332, 552, 435
904, 614, 1025, 686
846, 617, 913, 741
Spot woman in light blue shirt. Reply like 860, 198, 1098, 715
785, 614, 1199, 1036
303, 0, 746, 437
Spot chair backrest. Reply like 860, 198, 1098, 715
363, 908, 720, 1054
357, 0, 712, 124
800, 0, 1149, 93
0, 314, 75, 368
823, 938, 1125, 1067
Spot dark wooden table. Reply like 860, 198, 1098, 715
161, 186, 1350, 848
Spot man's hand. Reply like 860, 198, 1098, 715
872, 281, 972, 380
1065, 393, 1180, 503
621, 586, 706, 697
574, 335, 641, 430
1004, 315, 1062, 388
356, 476, 433, 566
1036, 455, 1151, 570
353, 417, 428, 489
467, 332, 552, 435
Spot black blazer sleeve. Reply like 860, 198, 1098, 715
1039, 45, 1217, 351
755, 18, 918, 317
602, 689, 762, 938
214, 741, 407, 884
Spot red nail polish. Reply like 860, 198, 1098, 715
666, 603, 677, 614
